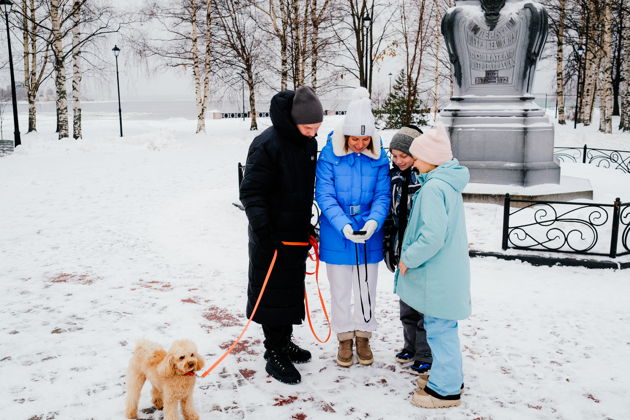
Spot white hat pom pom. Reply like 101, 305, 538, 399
352, 86, 370, 100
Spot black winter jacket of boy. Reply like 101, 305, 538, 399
383, 166, 422, 272
239, 90, 318, 325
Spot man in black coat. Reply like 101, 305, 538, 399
239, 86, 322, 384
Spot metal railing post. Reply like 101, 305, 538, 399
582, 144, 587, 164
502, 193, 511, 250
610, 197, 621, 258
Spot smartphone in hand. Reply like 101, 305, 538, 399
353, 230, 367, 235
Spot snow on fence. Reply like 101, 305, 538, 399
502, 194, 630, 258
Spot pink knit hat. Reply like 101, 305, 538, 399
409, 124, 453, 165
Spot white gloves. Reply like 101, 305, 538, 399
342, 220, 378, 243
362, 220, 378, 240
342, 224, 366, 243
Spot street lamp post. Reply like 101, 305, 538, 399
112, 45, 123, 137
573, 44, 585, 129
388, 72, 393, 95
1, 0, 21, 147
362, 14, 371, 90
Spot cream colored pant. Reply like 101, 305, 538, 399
326, 263, 379, 339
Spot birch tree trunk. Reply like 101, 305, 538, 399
280, 1, 289, 90
620, 0, 630, 131
201, 0, 212, 131
556, 0, 566, 124
579, 1, 595, 125
598, 0, 613, 133
71, 0, 82, 139
247, 73, 257, 130
51, 0, 69, 139
22, 0, 32, 132
311, 0, 319, 90
190, 0, 206, 133
432, 0, 442, 120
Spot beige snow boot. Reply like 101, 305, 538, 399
411, 387, 461, 409
337, 339, 354, 367
355, 333, 373, 366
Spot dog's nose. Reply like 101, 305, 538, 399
188, 362, 195, 368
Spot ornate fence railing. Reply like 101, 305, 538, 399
553, 145, 630, 173
502, 194, 630, 258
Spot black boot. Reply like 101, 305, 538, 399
285, 341, 311, 364
263, 341, 311, 364
264, 348, 301, 384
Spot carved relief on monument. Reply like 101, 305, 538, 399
442, 0, 548, 98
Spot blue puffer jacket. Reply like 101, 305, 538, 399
315, 129, 391, 264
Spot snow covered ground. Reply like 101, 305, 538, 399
1, 110, 629, 420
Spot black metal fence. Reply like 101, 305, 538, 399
502, 194, 630, 258
553, 145, 630, 173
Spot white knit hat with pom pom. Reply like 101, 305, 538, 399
343, 87, 375, 137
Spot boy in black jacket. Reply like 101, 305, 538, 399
383, 125, 433, 375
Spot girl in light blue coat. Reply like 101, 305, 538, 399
316, 88, 391, 367
395, 124, 471, 409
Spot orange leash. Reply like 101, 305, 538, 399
199, 236, 330, 378
304, 236, 331, 343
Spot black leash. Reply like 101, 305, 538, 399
354, 243, 372, 323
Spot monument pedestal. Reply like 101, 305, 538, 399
440, 96, 561, 186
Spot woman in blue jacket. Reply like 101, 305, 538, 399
315, 87, 391, 367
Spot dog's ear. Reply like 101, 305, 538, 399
157, 353, 175, 377
148, 349, 166, 367
195, 353, 205, 371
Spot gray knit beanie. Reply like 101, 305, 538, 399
389, 125, 423, 155
291, 86, 324, 125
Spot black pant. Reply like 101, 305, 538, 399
262, 324, 293, 350
400, 299, 432, 363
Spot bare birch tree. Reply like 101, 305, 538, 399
309, 0, 331, 90
213, 0, 266, 130
138, 0, 212, 133
579, 1, 601, 126
256, 0, 290, 90
555, 0, 566, 124
71, 0, 81, 139
20, 0, 51, 133
620, 0, 630, 130
49, 0, 69, 138
397, 0, 433, 121
598, 0, 614, 133
332, 0, 394, 94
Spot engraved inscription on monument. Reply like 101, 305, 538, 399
440, 1, 561, 187
467, 17, 519, 85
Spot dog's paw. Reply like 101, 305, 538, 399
124, 409, 137, 419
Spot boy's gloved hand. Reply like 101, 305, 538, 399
361, 220, 378, 240
342, 224, 366, 243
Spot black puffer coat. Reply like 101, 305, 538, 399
239, 90, 318, 325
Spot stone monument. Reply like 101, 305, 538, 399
440, 0, 560, 186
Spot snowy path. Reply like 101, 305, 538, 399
1, 117, 629, 419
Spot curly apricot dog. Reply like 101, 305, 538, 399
125, 340, 205, 420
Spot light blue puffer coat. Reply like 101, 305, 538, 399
315, 129, 391, 264
394, 159, 471, 320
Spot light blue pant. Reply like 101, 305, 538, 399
424, 315, 463, 396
